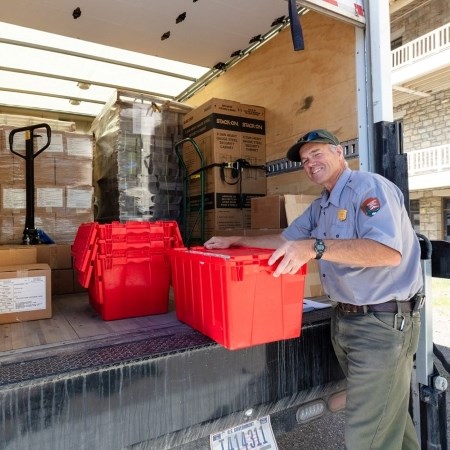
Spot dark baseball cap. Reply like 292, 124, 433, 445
286, 129, 340, 162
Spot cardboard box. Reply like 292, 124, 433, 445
0, 216, 14, 244
182, 98, 266, 175
181, 128, 241, 174
251, 194, 318, 229
304, 260, 324, 298
12, 212, 56, 243
0, 263, 52, 324
0, 245, 37, 266
284, 194, 318, 225
13, 153, 56, 186
190, 192, 264, 211
35, 244, 73, 269
188, 165, 266, 197
182, 98, 241, 128
55, 156, 93, 187
0, 156, 14, 184
52, 268, 75, 295
251, 195, 287, 229
188, 208, 252, 240
239, 103, 265, 120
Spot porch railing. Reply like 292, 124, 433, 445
407, 144, 450, 175
392, 22, 450, 69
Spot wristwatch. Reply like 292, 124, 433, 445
314, 239, 326, 260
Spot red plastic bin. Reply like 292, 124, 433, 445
71, 220, 184, 321
89, 252, 171, 321
71, 222, 99, 288
170, 247, 307, 350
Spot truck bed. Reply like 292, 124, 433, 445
0, 293, 345, 450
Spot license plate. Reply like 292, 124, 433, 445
210, 415, 278, 450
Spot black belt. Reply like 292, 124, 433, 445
337, 294, 424, 314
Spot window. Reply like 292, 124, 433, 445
444, 198, 450, 242
409, 199, 420, 232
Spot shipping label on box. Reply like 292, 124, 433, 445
239, 103, 266, 120
0, 275, 46, 313
37, 187, 64, 208
5, 127, 62, 154
2, 187, 26, 210
66, 187, 93, 209
65, 134, 93, 158
0, 263, 51, 324
183, 98, 241, 128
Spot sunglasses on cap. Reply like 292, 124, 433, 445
286, 129, 340, 162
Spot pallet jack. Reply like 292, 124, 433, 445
9, 123, 53, 245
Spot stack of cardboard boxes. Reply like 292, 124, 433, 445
90, 92, 186, 223
0, 125, 94, 244
0, 244, 86, 324
182, 98, 267, 237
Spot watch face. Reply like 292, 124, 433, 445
316, 242, 325, 252
314, 239, 326, 259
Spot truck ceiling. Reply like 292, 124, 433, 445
0, 0, 377, 118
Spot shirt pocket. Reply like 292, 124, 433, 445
326, 220, 356, 239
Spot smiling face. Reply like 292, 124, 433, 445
299, 142, 346, 191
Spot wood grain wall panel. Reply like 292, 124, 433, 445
186, 11, 359, 164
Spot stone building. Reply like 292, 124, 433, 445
390, 0, 450, 240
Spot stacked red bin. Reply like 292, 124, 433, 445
72, 221, 183, 320
170, 247, 307, 350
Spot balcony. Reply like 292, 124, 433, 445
407, 144, 450, 190
391, 22, 450, 106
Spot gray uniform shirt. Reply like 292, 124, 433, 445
282, 168, 423, 305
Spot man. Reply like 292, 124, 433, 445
204, 129, 423, 450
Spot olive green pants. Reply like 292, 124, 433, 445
331, 307, 421, 450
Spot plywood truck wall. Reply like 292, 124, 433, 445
186, 11, 359, 196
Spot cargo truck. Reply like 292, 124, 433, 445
0, 1, 448, 449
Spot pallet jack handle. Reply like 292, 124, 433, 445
9, 123, 52, 244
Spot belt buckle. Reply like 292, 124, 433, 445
340, 303, 362, 314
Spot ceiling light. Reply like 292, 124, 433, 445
77, 82, 91, 90
69, 99, 81, 105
